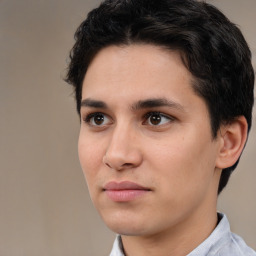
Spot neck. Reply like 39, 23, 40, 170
121, 196, 219, 256
122, 210, 218, 256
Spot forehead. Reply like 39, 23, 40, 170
81, 43, 213, 138
82, 44, 196, 100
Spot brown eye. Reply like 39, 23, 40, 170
149, 114, 162, 125
93, 114, 105, 125
84, 112, 111, 126
144, 112, 173, 126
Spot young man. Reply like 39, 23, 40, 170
66, 0, 255, 255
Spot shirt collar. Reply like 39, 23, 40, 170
109, 213, 230, 256
109, 235, 125, 256
187, 212, 230, 255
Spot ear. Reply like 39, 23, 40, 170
216, 116, 248, 169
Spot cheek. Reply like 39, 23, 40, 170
149, 134, 216, 193
78, 134, 105, 182
145, 137, 217, 225
78, 134, 109, 207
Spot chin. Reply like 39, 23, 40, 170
101, 211, 149, 236
107, 224, 148, 236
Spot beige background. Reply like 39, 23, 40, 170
0, 0, 255, 255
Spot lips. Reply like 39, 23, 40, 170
103, 181, 151, 202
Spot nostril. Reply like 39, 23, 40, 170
102, 148, 143, 170
123, 163, 133, 168
103, 157, 135, 171
105, 163, 112, 169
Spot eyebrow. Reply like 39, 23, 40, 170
81, 98, 108, 109
80, 97, 185, 112
131, 98, 185, 111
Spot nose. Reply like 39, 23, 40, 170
103, 124, 143, 171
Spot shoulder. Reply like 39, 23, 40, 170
214, 232, 256, 256
189, 213, 256, 256
209, 224, 256, 256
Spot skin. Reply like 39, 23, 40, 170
78, 44, 241, 256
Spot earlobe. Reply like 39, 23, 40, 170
216, 116, 248, 169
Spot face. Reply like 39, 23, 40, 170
78, 44, 221, 237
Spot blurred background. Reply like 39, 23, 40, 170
0, 0, 255, 255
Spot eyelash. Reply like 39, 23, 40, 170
82, 111, 174, 127
143, 111, 174, 125
83, 112, 110, 126
84, 112, 102, 123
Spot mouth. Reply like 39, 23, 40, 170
103, 181, 151, 202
